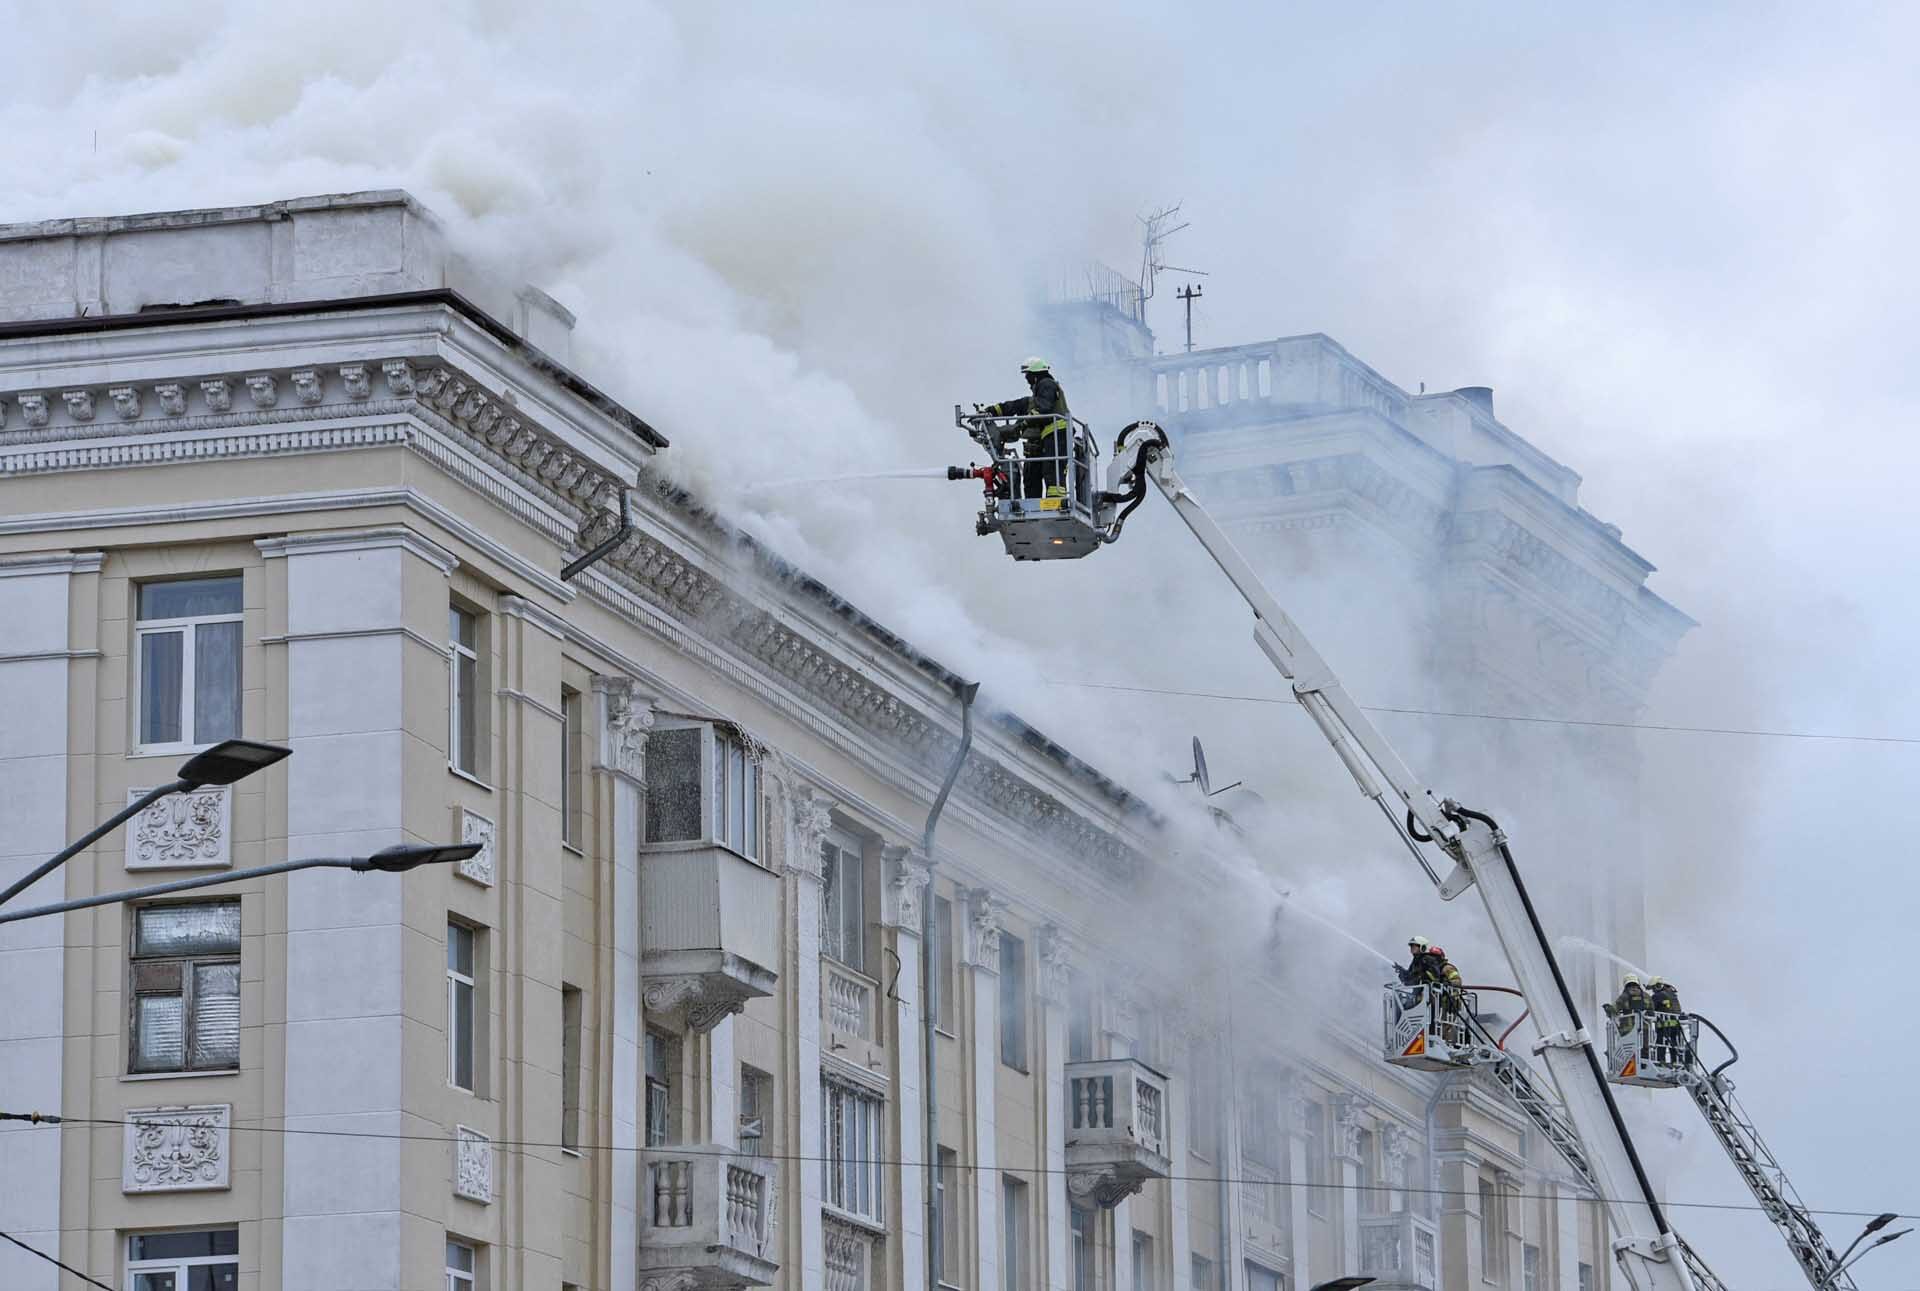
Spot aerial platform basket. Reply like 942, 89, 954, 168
1604, 1012, 1697, 1088
1383, 983, 1480, 1071
952, 406, 1108, 561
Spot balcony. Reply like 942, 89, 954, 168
639, 1148, 779, 1289
1063, 1058, 1171, 1208
640, 842, 780, 1033
1239, 1160, 1287, 1258
1359, 1209, 1440, 1290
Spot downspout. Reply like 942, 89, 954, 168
924, 680, 980, 1289
561, 486, 633, 582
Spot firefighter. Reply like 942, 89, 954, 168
1606, 974, 1649, 1022
1399, 935, 1464, 1039
1647, 975, 1686, 1061
982, 357, 1071, 502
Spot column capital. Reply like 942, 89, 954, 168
882, 844, 931, 931
786, 783, 837, 880
592, 675, 654, 783
1037, 923, 1079, 1006
1331, 1092, 1369, 1162
960, 886, 1005, 970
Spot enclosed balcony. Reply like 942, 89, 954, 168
639, 1148, 779, 1289
1359, 1209, 1440, 1290
1063, 1058, 1171, 1207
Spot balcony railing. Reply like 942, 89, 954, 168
640, 1147, 779, 1288
1359, 1209, 1440, 1290
823, 959, 876, 1043
1063, 1058, 1172, 1208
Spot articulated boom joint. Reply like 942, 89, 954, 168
1532, 1027, 1594, 1055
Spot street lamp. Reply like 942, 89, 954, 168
0, 841, 481, 927
1821, 1215, 1909, 1288
0, 738, 291, 909
1309, 1280, 1376, 1291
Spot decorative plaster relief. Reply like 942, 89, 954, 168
642, 973, 753, 1034
155, 383, 187, 415
245, 374, 278, 408
1332, 1095, 1367, 1162
62, 390, 94, 421
598, 677, 654, 782
455, 1125, 492, 1202
17, 393, 47, 427
125, 785, 231, 871
340, 364, 371, 400
108, 386, 141, 420
123, 1104, 230, 1193
458, 807, 496, 886
199, 379, 232, 412
880, 845, 930, 931
1038, 923, 1078, 1005
291, 369, 324, 405
787, 786, 835, 880
381, 359, 415, 396
961, 887, 1004, 969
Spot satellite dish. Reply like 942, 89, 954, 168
1192, 736, 1211, 796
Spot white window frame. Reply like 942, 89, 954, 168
128, 900, 241, 1075
937, 1147, 962, 1286
1479, 1176, 1501, 1282
1070, 1207, 1093, 1291
1523, 1243, 1541, 1291
999, 932, 1028, 1071
1131, 1231, 1153, 1291
821, 828, 866, 973
446, 1237, 478, 1291
448, 606, 481, 777
560, 687, 583, 850
127, 1227, 240, 1289
132, 576, 244, 756
739, 1062, 771, 1152
646, 1027, 678, 1148
1003, 1176, 1029, 1291
448, 921, 477, 1093
643, 722, 765, 861
560, 983, 583, 1152
821, 1074, 886, 1225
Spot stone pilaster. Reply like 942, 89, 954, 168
787, 782, 836, 1291
884, 845, 931, 1291
1285, 1090, 1315, 1288
1038, 926, 1078, 1291
963, 887, 1004, 1291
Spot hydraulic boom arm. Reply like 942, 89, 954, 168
1115, 426, 1705, 1291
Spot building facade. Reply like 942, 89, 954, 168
0, 197, 1663, 1291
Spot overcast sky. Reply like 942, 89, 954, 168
5, 2, 1916, 1285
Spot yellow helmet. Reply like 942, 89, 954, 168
1021, 356, 1051, 374
1622, 974, 1642, 986
1645, 975, 1665, 987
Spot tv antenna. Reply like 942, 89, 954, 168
1138, 203, 1208, 304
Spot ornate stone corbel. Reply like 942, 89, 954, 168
108, 386, 141, 419
382, 359, 415, 397
787, 785, 835, 880
290, 369, 323, 405
1038, 923, 1078, 1006
198, 380, 231, 413
245, 374, 277, 408
1381, 1123, 1413, 1187
642, 974, 754, 1035
17, 393, 48, 427
1331, 1094, 1368, 1162
1067, 1168, 1147, 1209
961, 886, 1004, 969
155, 383, 186, 416
62, 390, 94, 421
593, 675, 653, 783
881, 844, 930, 931
339, 365, 370, 400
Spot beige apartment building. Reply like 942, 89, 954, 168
0, 193, 1663, 1291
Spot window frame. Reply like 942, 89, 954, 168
740, 1062, 772, 1152
820, 828, 868, 973
448, 604, 483, 778
132, 576, 244, 756
127, 899, 242, 1075
1002, 1175, 1029, 1291
127, 1227, 240, 1290
1304, 1100, 1328, 1216
1069, 1206, 1093, 1291
560, 687, 584, 850
1523, 1242, 1541, 1291
1479, 1176, 1501, 1282
937, 1146, 962, 1287
646, 1027, 679, 1148
1130, 1230, 1153, 1291
999, 931, 1028, 1071
821, 1074, 886, 1225
933, 894, 958, 1036
448, 920, 478, 1093
1191, 1255, 1214, 1291
560, 983, 583, 1152
446, 1236, 479, 1291
642, 721, 766, 862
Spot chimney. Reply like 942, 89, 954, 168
1454, 386, 1494, 417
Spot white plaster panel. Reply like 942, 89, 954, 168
124, 784, 231, 871
285, 546, 408, 637
123, 1103, 232, 1193
283, 730, 407, 840
793, 869, 827, 1291
282, 850, 408, 932
103, 222, 273, 315
282, 1016, 404, 1116
893, 928, 927, 1291
287, 633, 405, 737
281, 1209, 404, 1291
0, 948, 63, 1039
280, 1111, 406, 1214
609, 776, 641, 1291
972, 969, 999, 1291
708, 1017, 738, 1145
0, 860, 67, 951
1044, 1006, 1070, 1291
0, 660, 68, 758
285, 926, 404, 1019
0, 755, 71, 857
0, 571, 69, 656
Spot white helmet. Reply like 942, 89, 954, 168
1408, 935, 1431, 951
1645, 975, 1665, 987
1021, 356, 1051, 374
1622, 973, 1642, 987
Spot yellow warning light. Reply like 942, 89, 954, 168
1051, 538, 1065, 545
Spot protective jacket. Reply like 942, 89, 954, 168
1400, 949, 1460, 990
1614, 982, 1649, 1015
989, 374, 1071, 444
1649, 983, 1681, 1015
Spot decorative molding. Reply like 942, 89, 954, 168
108, 386, 141, 420
594, 675, 654, 783
454, 1125, 493, 1202
123, 1103, 230, 1193
500, 593, 569, 642
245, 373, 278, 408
17, 394, 48, 427
1067, 1167, 1147, 1209
880, 844, 930, 931
457, 807, 496, 886
0, 550, 104, 578
155, 383, 186, 416
642, 971, 764, 1034
640, 1275, 701, 1291
62, 390, 94, 422
787, 785, 835, 880
255, 524, 459, 574
382, 359, 415, 396
1382, 1123, 1413, 1187
1038, 923, 1078, 1006
199, 378, 232, 412
1331, 1094, 1368, 1162
340, 364, 371, 400
960, 886, 1004, 970
125, 785, 231, 871
290, 369, 323, 405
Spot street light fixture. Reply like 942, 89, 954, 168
0, 841, 481, 927
0, 738, 291, 909
1309, 1280, 1377, 1291
1821, 1218, 1909, 1288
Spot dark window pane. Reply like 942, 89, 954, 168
134, 995, 185, 1070
189, 1264, 239, 1291
450, 607, 475, 649
139, 577, 242, 621
452, 978, 474, 1089
133, 1274, 176, 1291
644, 728, 703, 843
131, 1228, 235, 1260
727, 742, 746, 847
140, 631, 185, 746
137, 903, 240, 956
454, 654, 478, 771
192, 961, 241, 1068
193, 620, 242, 744
448, 923, 473, 976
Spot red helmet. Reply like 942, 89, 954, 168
1427, 945, 1447, 959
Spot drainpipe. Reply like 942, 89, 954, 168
560, 485, 633, 582
924, 680, 980, 1289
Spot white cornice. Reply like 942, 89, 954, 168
255, 525, 458, 573
0, 549, 103, 577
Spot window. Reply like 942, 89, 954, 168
128, 1228, 239, 1290
1070, 1207, 1093, 1291
561, 687, 583, 848
561, 984, 583, 1151
1068, 978, 1094, 1062
646, 1028, 678, 1147
821, 831, 866, 971
449, 605, 481, 775
1003, 1176, 1029, 1291
1130, 1232, 1153, 1291
1479, 1177, 1500, 1278
934, 895, 957, 1033
1242, 1093, 1280, 1168
740, 1064, 772, 1152
446, 1237, 478, 1291
448, 922, 478, 1091
135, 576, 242, 752
1188, 1066, 1218, 1160
999, 932, 1028, 1070
643, 725, 763, 859
938, 1147, 961, 1286
1578, 1262, 1594, 1291
129, 901, 240, 1073
1191, 1256, 1213, 1291
1523, 1243, 1541, 1291
1244, 1262, 1284, 1291
1356, 1127, 1380, 1213
822, 1076, 885, 1223
1304, 1101, 1327, 1212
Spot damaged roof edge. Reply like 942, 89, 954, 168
0, 289, 669, 453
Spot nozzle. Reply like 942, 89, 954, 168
947, 465, 972, 480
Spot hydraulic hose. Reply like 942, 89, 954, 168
1688, 1012, 1740, 1081
1448, 804, 1676, 1239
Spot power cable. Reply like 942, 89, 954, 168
6, 1111, 1911, 1226
0, 1228, 116, 1291
1049, 680, 1920, 747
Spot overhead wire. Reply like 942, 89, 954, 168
5, 1111, 1912, 1227
1049, 679, 1920, 747
0, 1227, 116, 1291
